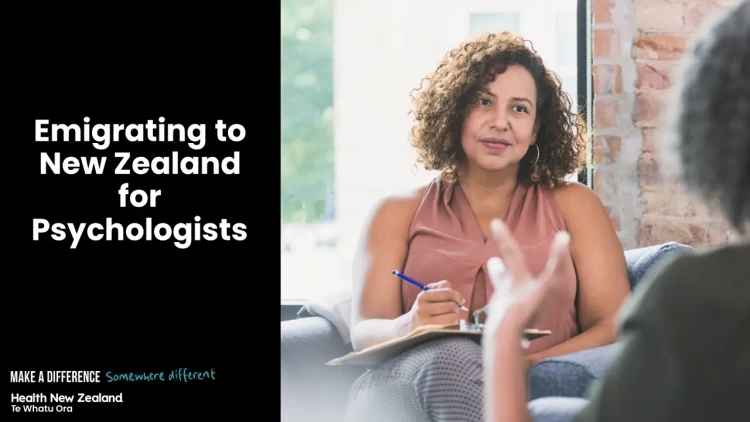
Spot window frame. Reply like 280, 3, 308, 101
577, 0, 593, 188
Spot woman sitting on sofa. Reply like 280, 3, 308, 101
483, 2, 750, 421
345, 31, 631, 421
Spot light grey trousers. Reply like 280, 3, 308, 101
344, 336, 485, 422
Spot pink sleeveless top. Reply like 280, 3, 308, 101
401, 178, 580, 355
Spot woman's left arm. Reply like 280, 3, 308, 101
527, 183, 631, 366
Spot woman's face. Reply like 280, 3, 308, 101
460, 64, 538, 175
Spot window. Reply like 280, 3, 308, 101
556, 9, 578, 68
469, 13, 521, 37
281, 0, 586, 302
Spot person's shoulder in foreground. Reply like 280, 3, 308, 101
621, 242, 750, 323
573, 242, 750, 422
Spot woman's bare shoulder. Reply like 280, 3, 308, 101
550, 180, 598, 202
552, 182, 612, 236
550, 181, 605, 218
363, 181, 434, 231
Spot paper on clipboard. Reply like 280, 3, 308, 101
326, 323, 550, 367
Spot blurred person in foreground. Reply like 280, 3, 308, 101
483, 2, 750, 421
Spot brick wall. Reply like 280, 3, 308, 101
591, 0, 742, 249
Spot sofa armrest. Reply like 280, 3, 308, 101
281, 316, 366, 422
625, 242, 694, 292
528, 342, 624, 400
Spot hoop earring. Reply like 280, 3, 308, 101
530, 144, 540, 167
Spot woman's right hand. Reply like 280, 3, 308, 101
408, 280, 466, 330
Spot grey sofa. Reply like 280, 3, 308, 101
281, 242, 694, 422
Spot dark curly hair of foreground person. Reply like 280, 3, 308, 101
670, 0, 750, 233
407, 31, 587, 187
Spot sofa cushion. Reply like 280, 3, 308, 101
281, 316, 365, 421
528, 343, 624, 400
296, 285, 353, 344
624, 242, 694, 292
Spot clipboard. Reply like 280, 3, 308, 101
326, 323, 550, 367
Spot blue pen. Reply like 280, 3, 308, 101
391, 270, 469, 312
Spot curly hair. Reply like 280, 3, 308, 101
669, 1, 750, 234
408, 31, 587, 187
